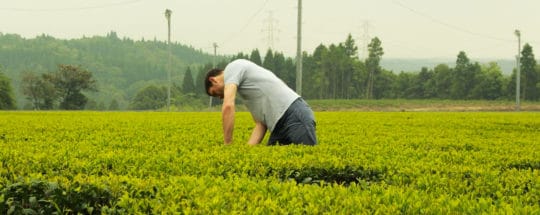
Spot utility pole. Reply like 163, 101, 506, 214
515, 30, 521, 111
210, 42, 219, 109
165, 9, 172, 111
213, 42, 218, 67
295, 0, 303, 96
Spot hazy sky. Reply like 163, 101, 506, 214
1, 0, 539, 59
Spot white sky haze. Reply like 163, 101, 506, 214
1, 0, 539, 59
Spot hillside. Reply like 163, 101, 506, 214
0, 32, 221, 109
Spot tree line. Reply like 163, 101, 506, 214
0, 33, 539, 110
233, 35, 539, 101
175, 34, 538, 103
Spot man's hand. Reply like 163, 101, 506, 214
248, 122, 267, 145
222, 84, 237, 144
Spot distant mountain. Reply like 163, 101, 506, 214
381, 58, 515, 75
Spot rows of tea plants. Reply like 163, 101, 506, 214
0, 111, 539, 213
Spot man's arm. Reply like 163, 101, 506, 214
222, 83, 237, 144
247, 121, 267, 146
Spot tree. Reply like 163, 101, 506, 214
319, 44, 344, 99
109, 99, 119, 110
262, 49, 275, 69
450, 51, 469, 99
341, 34, 359, 99
349, 54, 367, 99
409, 67, 433, 99
0, 70, 16, 110
231, 52, 249, 61
273, 52, 295, 88
432, 64, 452, 99
302, 45, 329, 99
393, 72, 413, 99
21, 72, 57, 110
343, 34, 358, 58
421, 67, 437, 98
44, 64, 97, 110
85, 99, 98, 110
194, 63, 213, 97
182, 66, 195, 94
249, 49, 262, 65
326, 44, 349, 99
130, 85, 167, 110
365, 37, 384, 99
450, 51, 480, 99
520, 43, 539, 100
470, 62, 504, 100
261, 49, 294, 88
312, 44, 332, 99
375, 70, 397, 99
283, 57, 296, 90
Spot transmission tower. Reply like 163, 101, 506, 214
360, 20, 372, 60
263, 11, 280, 51
361, 20, 374, 99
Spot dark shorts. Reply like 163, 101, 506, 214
268, 98, 317, 146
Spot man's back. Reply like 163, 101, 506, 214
223, 59, 299, 131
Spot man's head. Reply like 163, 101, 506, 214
205, 68, 225, 99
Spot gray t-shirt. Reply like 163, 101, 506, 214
224, 59, 299, 131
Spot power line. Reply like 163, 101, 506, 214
220, 0, 270, 47
390, 0, 513, 43
0, 0, 145, 12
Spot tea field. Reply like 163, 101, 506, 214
0, 111, 539, 214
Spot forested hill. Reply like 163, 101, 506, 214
1, 32, 528, 110
0, 32, 220, 108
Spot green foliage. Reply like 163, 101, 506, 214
21, 64, 96, 110
0, 112, 539, 213
249, 49, 262, 66
278, 166, 385, 185
261, 50, 296, 89
307, 99, 540, 111
194, 63, 213, 96
471, 62, 505, 100
366, 37, 384, 68
432, 64, 453, 98
520, 44, 539, 100
366, 37, 384, 99
182, 66, 195, 94
109, 99, 120, 110
0, 69, 16, 110
450, 52, 481, 99
130, 85, 167, 110
0, 33, 219, 109
46, 64, 97, 110
21, 72, 57, 110
0, 179, 121, 214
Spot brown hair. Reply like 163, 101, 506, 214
204, 68, 223, 96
